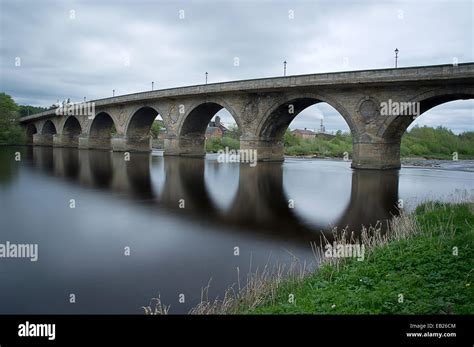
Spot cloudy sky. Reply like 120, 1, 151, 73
0, 0, 472, 133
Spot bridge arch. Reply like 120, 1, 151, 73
41, 120, 57, 135
61, 116, 82, 147
36, 120, 57, 147
59, 116, 82, 148
26, 123, 37, 145
257, 93, 357, 139
177, 99, 241, 157
124, 106, 162, 139
88, 112, 117, 150
63, 116, 82, 135
89, 112, 117, 136
378, 87, 474, 140
122, 106, 162, 152
179, 98, 242, 135
248, 93, 355, 161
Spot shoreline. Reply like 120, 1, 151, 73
243, 201, 474, 314
145, 200, 472, 315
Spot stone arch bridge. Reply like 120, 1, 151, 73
20, 63, 474, 169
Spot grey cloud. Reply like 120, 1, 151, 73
0, 0, 472, 132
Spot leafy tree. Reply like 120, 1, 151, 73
0, 93, 25, 145
226, 124, 241, 140
150, 120, 162, 138
284, 129, 300, 147
18, 105, 48, 118
401, 125, 474, 159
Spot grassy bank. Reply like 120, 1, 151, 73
241, 202, 474, 314
143, 201, 473, 314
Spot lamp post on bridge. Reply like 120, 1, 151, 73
113, 89, 115, 97
152, 81, 154, 91
283, 60, 287, 76
205, 72, 208, 84
394, 48, 399, 68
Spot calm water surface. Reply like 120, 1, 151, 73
0, 147, 472, 313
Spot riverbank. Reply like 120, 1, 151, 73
282, 126, 474, 160
176, 201, 473, 314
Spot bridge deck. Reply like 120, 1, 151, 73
20, 62, 474, 123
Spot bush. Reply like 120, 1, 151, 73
205, 136, 240, 153
284, 131, 352, 158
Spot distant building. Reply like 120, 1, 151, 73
205, 126, 223, 139
207, 116, 228, 136
292, 128, 317, 139
292, 119, 336, 140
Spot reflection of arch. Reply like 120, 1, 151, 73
160, 157, 216, 212
28, 147, 400, 246
39, 147, 54, 172
283, 165, 353, 228
204, 161, 240, 213
42, 120, 57, 135
228, 163, 399, 240
88, 151, 113, 188
227, 163, 315, 234
257, 93, 356, 139
61, 148, 80, 180
335, 169, 399, 233
125, 153, 154, 200
379, 87, 474, 139
26, 124, 37, 145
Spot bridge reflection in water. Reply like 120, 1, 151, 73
28, 147, 400, 245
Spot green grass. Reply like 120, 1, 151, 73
245, 202, 474, 314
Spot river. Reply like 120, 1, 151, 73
0, 146, 472, 313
